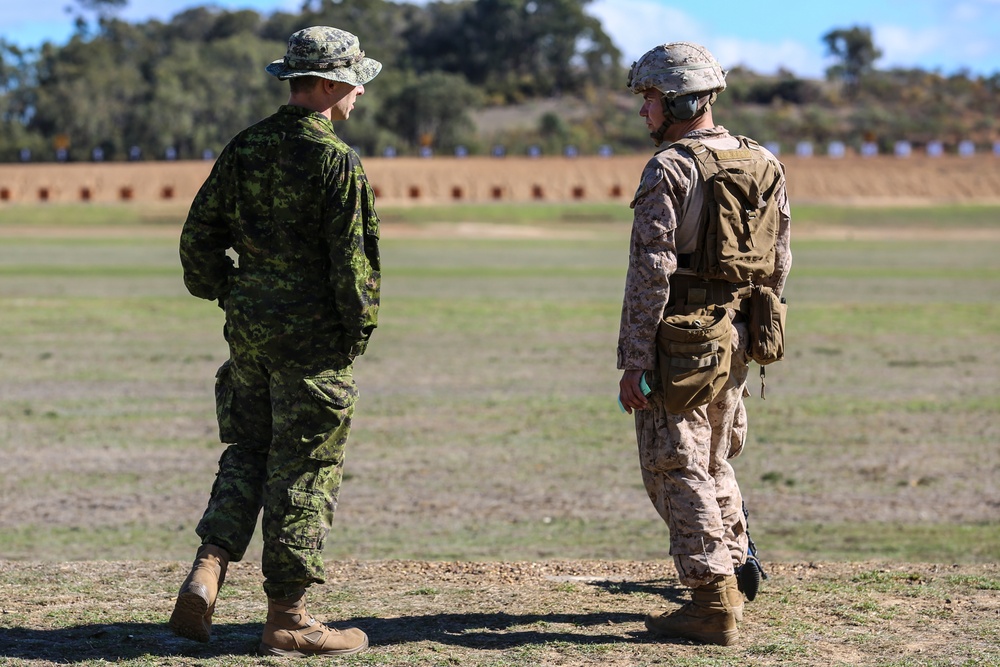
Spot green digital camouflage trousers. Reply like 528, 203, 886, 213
195, 341, 357, 600
634, 318, 750, 589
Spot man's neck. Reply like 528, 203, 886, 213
663, 112, 715, 143
287, 93, 332, 120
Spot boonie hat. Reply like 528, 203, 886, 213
266, 26, 382, 85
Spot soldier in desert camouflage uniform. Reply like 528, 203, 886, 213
168, 26, 382, 658
617, 42, 792, 645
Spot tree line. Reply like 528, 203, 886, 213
0, 2, 997, 163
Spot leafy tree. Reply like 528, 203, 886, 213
72, 0, 128, 16
2, 4, 999, 162
823, 25, 882, 96
299, 0, 421, 72
67, 0, 129, 39
539, 111, 568, 139
165, 7, 223, 43
723, 67, 823, 105
0, 41, 44, 159
148, 35, 286, 159
0, 41, 31, 121
376, 71, 482, 150
28, 29, 151, 160
405, 0, 620, 100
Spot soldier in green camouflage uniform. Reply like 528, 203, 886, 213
168, 26, 381, 658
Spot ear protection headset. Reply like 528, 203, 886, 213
649, 90, 719, 146
665, 93, 701, 120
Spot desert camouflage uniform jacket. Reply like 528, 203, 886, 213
617, 125, 791, 371
180, 104, 380, 360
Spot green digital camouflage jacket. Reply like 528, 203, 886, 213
180, 105, 380, 359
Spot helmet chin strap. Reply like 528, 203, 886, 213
649, 92, 717, 146
650, 122, 671, 147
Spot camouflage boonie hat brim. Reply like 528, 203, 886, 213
266, 26, 382, 85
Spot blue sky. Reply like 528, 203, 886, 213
3, 0, 999, 79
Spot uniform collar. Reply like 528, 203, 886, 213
682, 125, 729, 140
278, 104, 335, 131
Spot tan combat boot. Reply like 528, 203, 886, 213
258, 591, 368, 657
727, 575, 744, 623
168, 544, 230, 643
645, 575, 738, 646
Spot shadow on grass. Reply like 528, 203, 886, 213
0, 622, 263, 661
360, 610, 649, 649
0, 595, 695, 660
588, 578, 686, 600
0, 578, 691, 659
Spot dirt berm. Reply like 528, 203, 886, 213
2, 154, 999, 206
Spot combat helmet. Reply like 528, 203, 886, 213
627, 42, 726, 144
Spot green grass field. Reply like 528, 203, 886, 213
1, 202, 998, 565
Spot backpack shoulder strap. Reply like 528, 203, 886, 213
668, 137, 711, 162
666, 138, 719, 187
670, 136, 765, 174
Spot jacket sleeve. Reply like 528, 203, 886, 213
325, 151, 381, 357
179, 148, 236, 302
617, 155, 687, 370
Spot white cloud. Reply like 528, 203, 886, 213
950, 0, 1000, 21
872, 13, 1000, 74
944, 2, 1000, 69
950, 3, 983, 21
587, 0, 706, 63
712, 37, 827, 78
873, 25, 947, 68
587, 0, 826, 77
6, 0, 998, 76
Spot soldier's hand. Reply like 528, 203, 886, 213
619, 369, 649, 414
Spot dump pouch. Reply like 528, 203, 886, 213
747, 285, 786, 365
655, 305, 732, 413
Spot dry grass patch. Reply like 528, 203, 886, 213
1, 560, 998, 666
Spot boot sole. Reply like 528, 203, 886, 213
646, 626, 739, 646
257, 636, 369, 657
738, 558, 763, 601
168, 591, 211, 643
645, 619, 738, 646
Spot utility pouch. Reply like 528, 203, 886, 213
655, 305, 732, 413
747, 285, 786, 365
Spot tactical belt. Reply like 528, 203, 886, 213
668, 273, 752, 310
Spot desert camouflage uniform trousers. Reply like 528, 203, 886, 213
195, 333, 357, 601
635, 317, 750, 589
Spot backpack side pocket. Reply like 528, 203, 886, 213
747, 285, 786, 365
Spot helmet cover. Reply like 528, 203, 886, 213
627, 41, 726, 98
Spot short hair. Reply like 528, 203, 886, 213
289, 75, 322, 95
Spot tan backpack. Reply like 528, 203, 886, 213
671, 136, 784, 284
664, 137, 787, 399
